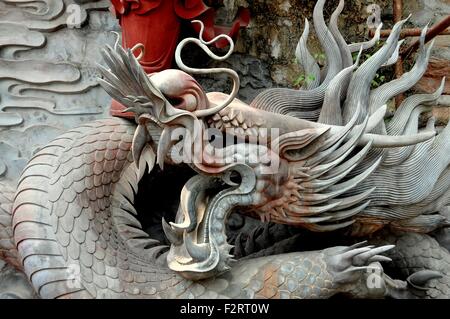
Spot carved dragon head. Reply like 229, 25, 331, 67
98, 1, 449, 280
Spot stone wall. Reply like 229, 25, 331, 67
0, 0, 448, 185
0, 0, 118, 183
198, 0, 450, 125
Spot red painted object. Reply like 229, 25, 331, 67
109, 0, 250, 118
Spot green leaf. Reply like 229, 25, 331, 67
306, 74, 316, 83
293, 74, 305, 86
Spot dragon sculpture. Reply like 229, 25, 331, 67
1, 0, 450, 299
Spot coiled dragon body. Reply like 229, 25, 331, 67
0, 119, 419, 298
0, 0, 449, 299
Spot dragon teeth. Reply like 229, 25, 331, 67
214, 121, 223, 129
248, 128, 258, 136
236, 112, 244, 124
259, 127, 268, 138
236, 128, 245, 136
228, 108, 237, 120
254, 117, 264, 126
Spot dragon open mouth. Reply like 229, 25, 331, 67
118, 158, 352, 281
111, 159, 240, 273
113, 158, 313, 280
86, 0, 450, 297
133, 164, 196, 246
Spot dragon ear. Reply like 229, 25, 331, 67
274, 126, 330, 161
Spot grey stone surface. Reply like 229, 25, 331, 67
433, 206, 450, 252
224, 0, 450, 102
197, 53, 274, 103
0, 1, 118, 297
0, 0, 117, 184
0, 263, 35, 299
2, 0, 449, 186
406, 0, 450, 77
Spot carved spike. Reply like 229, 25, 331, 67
184, 235, 211, 261
323, 140, 372, 181
115, 179, 135, 202
228, 108, 237, 120
368, 255, 392, 263
289, 201, 342, 216
157, 127, 172, 170
352, 245, 395, 266
341, 246, 374, 261
306, 219, 355, 231
132, 124, 149, 169
326, 200, 370, 222
145, 245, 169, 260
328, 187, 376, 211
361, 130, 436, 148
244, 229, 256, 254
236, 111, 244, 124
407, 270, 442, 290
233, 232, 245, 257
162, 218, 183, 245
343, 241, 368, 252
214, 121, 223, 130
138, 145, 156, 181
284, 214, 333, 225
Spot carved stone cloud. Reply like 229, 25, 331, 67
0, 0, 118, 183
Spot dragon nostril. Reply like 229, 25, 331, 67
229, 171, 241, 184
167, 97, 185, 109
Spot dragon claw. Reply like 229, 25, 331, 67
407, 270, 442, 291
380, 269, 443, 299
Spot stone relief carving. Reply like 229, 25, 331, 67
0, 0, 117, 183
0, 0, 449, 299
